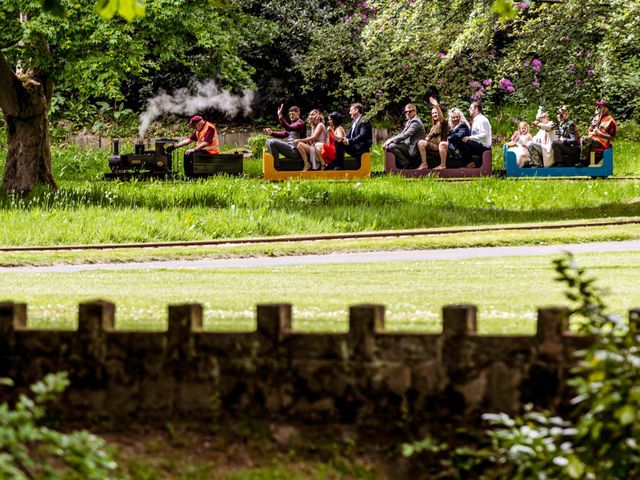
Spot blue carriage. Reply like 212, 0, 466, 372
503, 145, 613, 178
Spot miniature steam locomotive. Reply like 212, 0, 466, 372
105, 139, 243, 179
105, 139, 176, 179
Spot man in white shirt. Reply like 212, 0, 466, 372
463, 101, 492, 167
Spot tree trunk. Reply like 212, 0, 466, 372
0, 51, 57, 195
3, 111, 57, 194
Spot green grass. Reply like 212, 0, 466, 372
2, 221, 640, 266
0, 135, 639, 247
1, 171, 640, 246
2, 252, 639, 334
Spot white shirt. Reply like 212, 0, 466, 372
349, 114, 362, 136
469, 113, 492, 148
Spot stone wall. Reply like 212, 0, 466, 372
0, 301, 602, 425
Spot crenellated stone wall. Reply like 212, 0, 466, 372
0, 300, 612, 425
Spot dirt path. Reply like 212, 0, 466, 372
3, 240, 640, 273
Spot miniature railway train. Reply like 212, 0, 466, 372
105, 138, 615, 180
106, 139, 243, 180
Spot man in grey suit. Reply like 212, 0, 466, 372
383, 103, 426, 168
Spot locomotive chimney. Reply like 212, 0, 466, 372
112, 138, 120, 155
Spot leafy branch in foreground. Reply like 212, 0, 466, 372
404, 253, 640, 479
0, 372, 119, 480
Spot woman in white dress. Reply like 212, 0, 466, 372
527, 108, 556, 168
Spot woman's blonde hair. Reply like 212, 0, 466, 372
308, 109, 325, 125
448, 108, 470, 130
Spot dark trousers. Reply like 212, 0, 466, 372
184, 150, 214, 176
551, 141, 580, 167
266, 139, 301, 163
387, 143, 420, 169
580, 137, 605, 163
465, 140, 488, 167
332, 142, 364, 169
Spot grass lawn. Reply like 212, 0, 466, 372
0, 141, 639, 247
1, 175, 640, 246
2, 251, 638, 335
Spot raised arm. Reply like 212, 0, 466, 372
429, 96, 444, 122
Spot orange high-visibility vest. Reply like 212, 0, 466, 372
197, 121, 220, 155
591, 115, 616, 149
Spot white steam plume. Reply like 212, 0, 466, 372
138, 80, 255, 137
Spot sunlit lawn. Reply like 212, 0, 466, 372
1, 142, 640, 247
2, 251, 639, 335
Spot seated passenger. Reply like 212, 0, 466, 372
383, 103, 426, 169
551, 106, 580, 167
294, 109, 327, 171
417, 97, 448, 169
579, 100, 616, 166
527, 108, 556, 168
462, 101, 492, 167
263, 104, 306, 163
316, 112, 347, 170
437, 108, 471, 169
330, 102, 372, 170
170, 115, 220, 175
507, 121, 533, 167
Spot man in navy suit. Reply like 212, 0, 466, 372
329, 103, 372, 170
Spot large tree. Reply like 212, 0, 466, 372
0, 3, 57, 193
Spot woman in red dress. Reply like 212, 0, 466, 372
316, 111, 346, 169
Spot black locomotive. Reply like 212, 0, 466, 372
106, 139, 176, 179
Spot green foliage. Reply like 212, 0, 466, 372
247, 134, 268, 159
1, 0, 269, 135
0, 372, 119, 479
95, 0, 145, 21
481, 255, 640, 479
404, 254, 640, 478
616, 121, 640, 142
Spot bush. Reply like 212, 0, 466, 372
247, 134, 269, 159
0, 372, 119, 479
404, 254, 640, 479
615, 121, 640, 142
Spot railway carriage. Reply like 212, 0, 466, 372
384, 149, 492, 178
503, 145, 613, 178
261, 150, 371, 180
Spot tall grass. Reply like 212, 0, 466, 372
1, 173, 639, 245
0, 127, 639, 246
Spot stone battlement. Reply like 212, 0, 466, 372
1, 300, 621, 425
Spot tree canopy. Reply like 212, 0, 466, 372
4, 0, 639, 128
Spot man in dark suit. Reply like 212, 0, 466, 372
329, 103, 372, 170
552, 106, 581, 167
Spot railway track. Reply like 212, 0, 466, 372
2, 218, 640, 253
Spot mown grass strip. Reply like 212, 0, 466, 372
1, 251, 639, 335
2, 221, 640, 267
